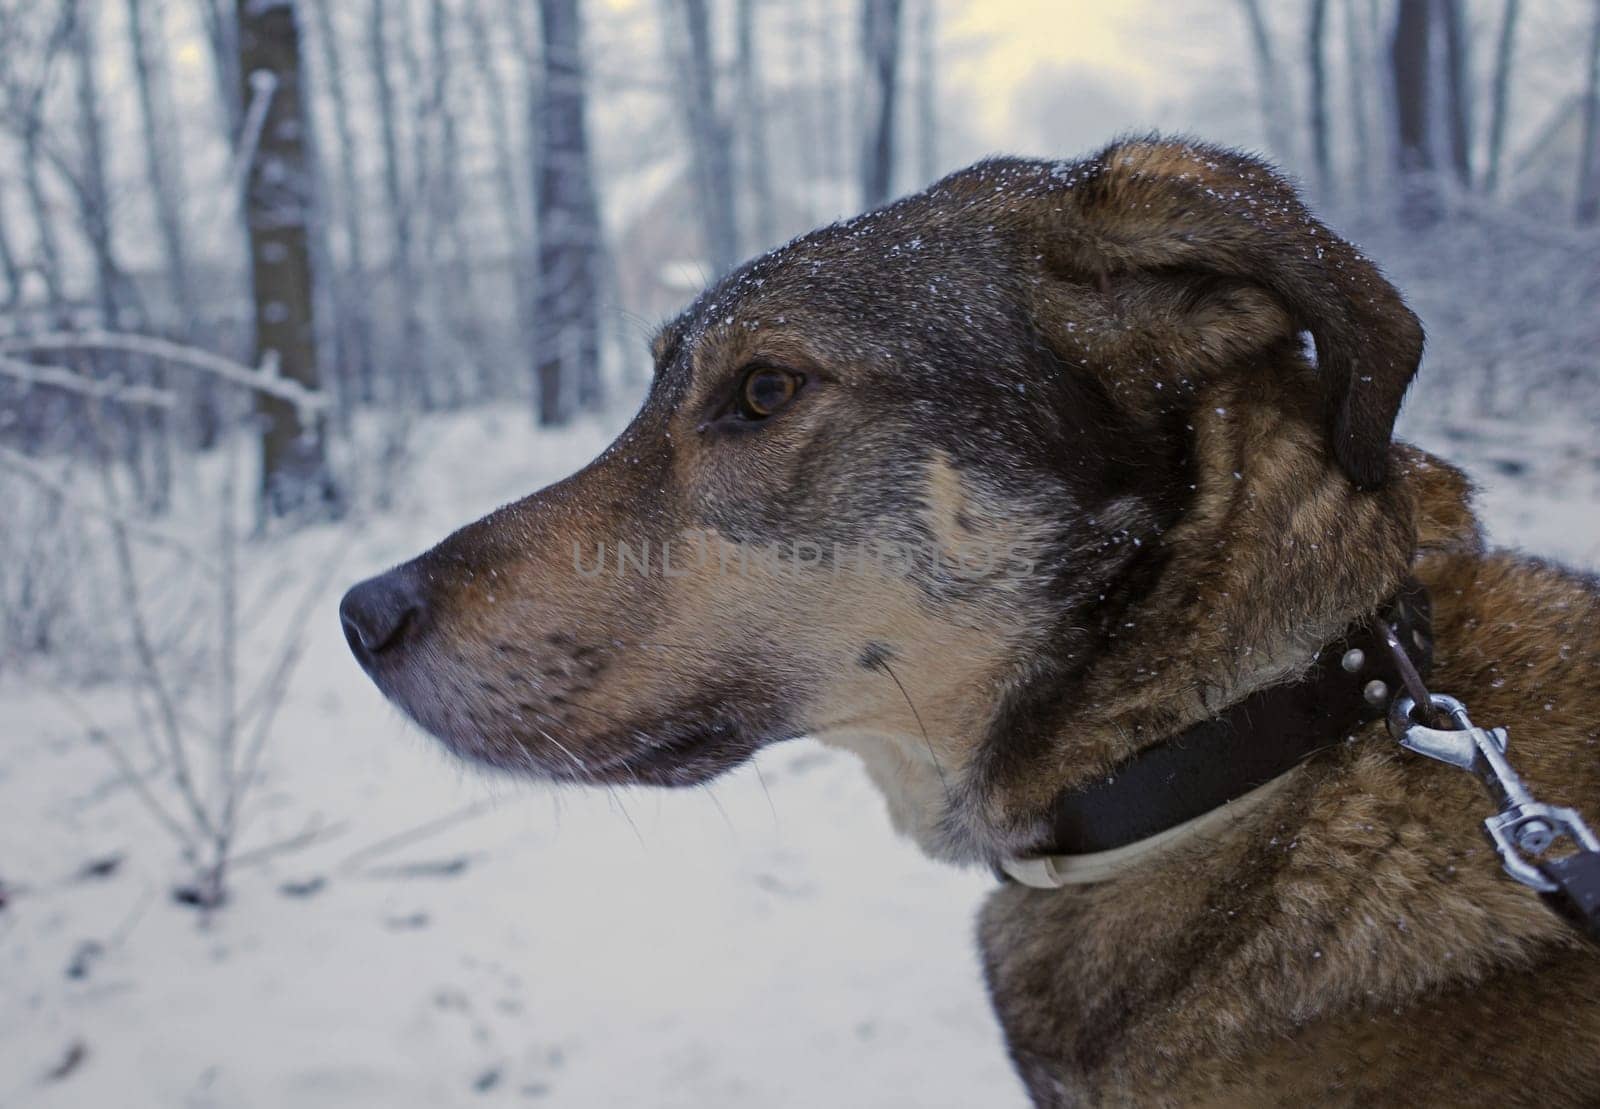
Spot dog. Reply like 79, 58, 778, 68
341, 136, 1600, 1106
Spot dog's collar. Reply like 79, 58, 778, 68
999, 581, 1434, 888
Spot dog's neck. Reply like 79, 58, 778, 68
938, 393, 1421, 863
823, 392, 1483, 872
998, 581, 1434, 887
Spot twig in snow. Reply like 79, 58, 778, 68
337, 799, 504, 875
227, 817, 350, 872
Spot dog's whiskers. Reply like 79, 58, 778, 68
529, 717, 646, 844
871, 656, 956, 810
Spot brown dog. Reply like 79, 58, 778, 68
341, 137, 1600, 1106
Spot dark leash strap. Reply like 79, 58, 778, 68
1541, 854, 1600, 942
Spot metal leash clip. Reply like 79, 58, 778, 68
1389, 692, 1600, 941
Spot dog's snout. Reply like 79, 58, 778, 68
340, 569, 425, 659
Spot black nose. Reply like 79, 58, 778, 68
340, 569, 425, 659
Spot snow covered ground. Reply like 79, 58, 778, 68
2, 398, 1597, 1108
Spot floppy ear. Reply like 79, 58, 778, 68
1051, 137, 1423, 490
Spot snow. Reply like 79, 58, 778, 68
2, 400, 1597, 1108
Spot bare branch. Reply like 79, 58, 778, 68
0, 445, 216, 567
49, 689, 195, 854
87, 441, 217, 843
0, 353, 179, 410
0, 332, 326, 417
226, 539, 351, 839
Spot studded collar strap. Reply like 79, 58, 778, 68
1000, 581, 1434, 887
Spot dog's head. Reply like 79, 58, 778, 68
342, 138, 1430, 861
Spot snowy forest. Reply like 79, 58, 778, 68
2, 1, 1599, 1105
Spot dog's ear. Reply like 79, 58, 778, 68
1046, 137, 1423, 490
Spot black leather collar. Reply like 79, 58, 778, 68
1019, 581, 1433, 863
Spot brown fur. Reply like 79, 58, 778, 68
342, 137, 1600, 1105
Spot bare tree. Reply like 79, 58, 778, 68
418, 0, 483, 403
19, 123, 66, 318
1308, 0, 1333, 200
1580, 0, 1600, 225
816, 0, 845, 217
237, 0, 336, 515
195, 0, 243, 140
139, 0, 224, 446
66, 0, 176, 510
0, 180, 21, 310
67, 0, 129, 325
1391, 0, 1438, 225
914, 0, 938, 187
465, 0, 535, 398
534, 0, 605, 422
368, 0, 426, 410
305, 0, 376, 403
1438, 0, 1473, 186
1483, 0, 1521, 194
1343, 0, 1375, 201
666, 0, 740, 275
735, 0, 776, 253
0, 4, 77, 320
127, 0, 196, 334
859, 0, 903, 207
1236, 0, 1293, 159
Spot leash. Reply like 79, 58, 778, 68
1378, 624, 1600, 944
1002, 585, 1600, 944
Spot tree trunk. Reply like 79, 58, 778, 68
20, 122, 67, 320
1438, 0, 1473, 186
446, 0, 488, 390
6, 6, 74, 322
127, 0, 197, 334
1307, 0, 1332, 201
1343, 0, 1374, 201
306, 0, 376, 404
68, 1, 126, 326
1578, 0, 1600, 225
915, 0, 938, 186
0, 181, 20, 311
70, 0, 174, 510
1237, 0, 1293, 159
735, 0, 776, 253
126, 0, 199, 472
505, 0, 547, 400
464, 0, 534, 398
237, 0, 336, 517
816, 0, 844, 217
668, 0, 741, 275
368, 0, 426, 410
1390, 0, 1438, 226
1483, 0, 1520, 194
859, 0, 903, 207
534, 0, 604, 422
196, 0, 244, 141
418, 0, 480, 404
471, 0, 530, 240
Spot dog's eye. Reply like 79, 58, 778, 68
736, 367, 802, 420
